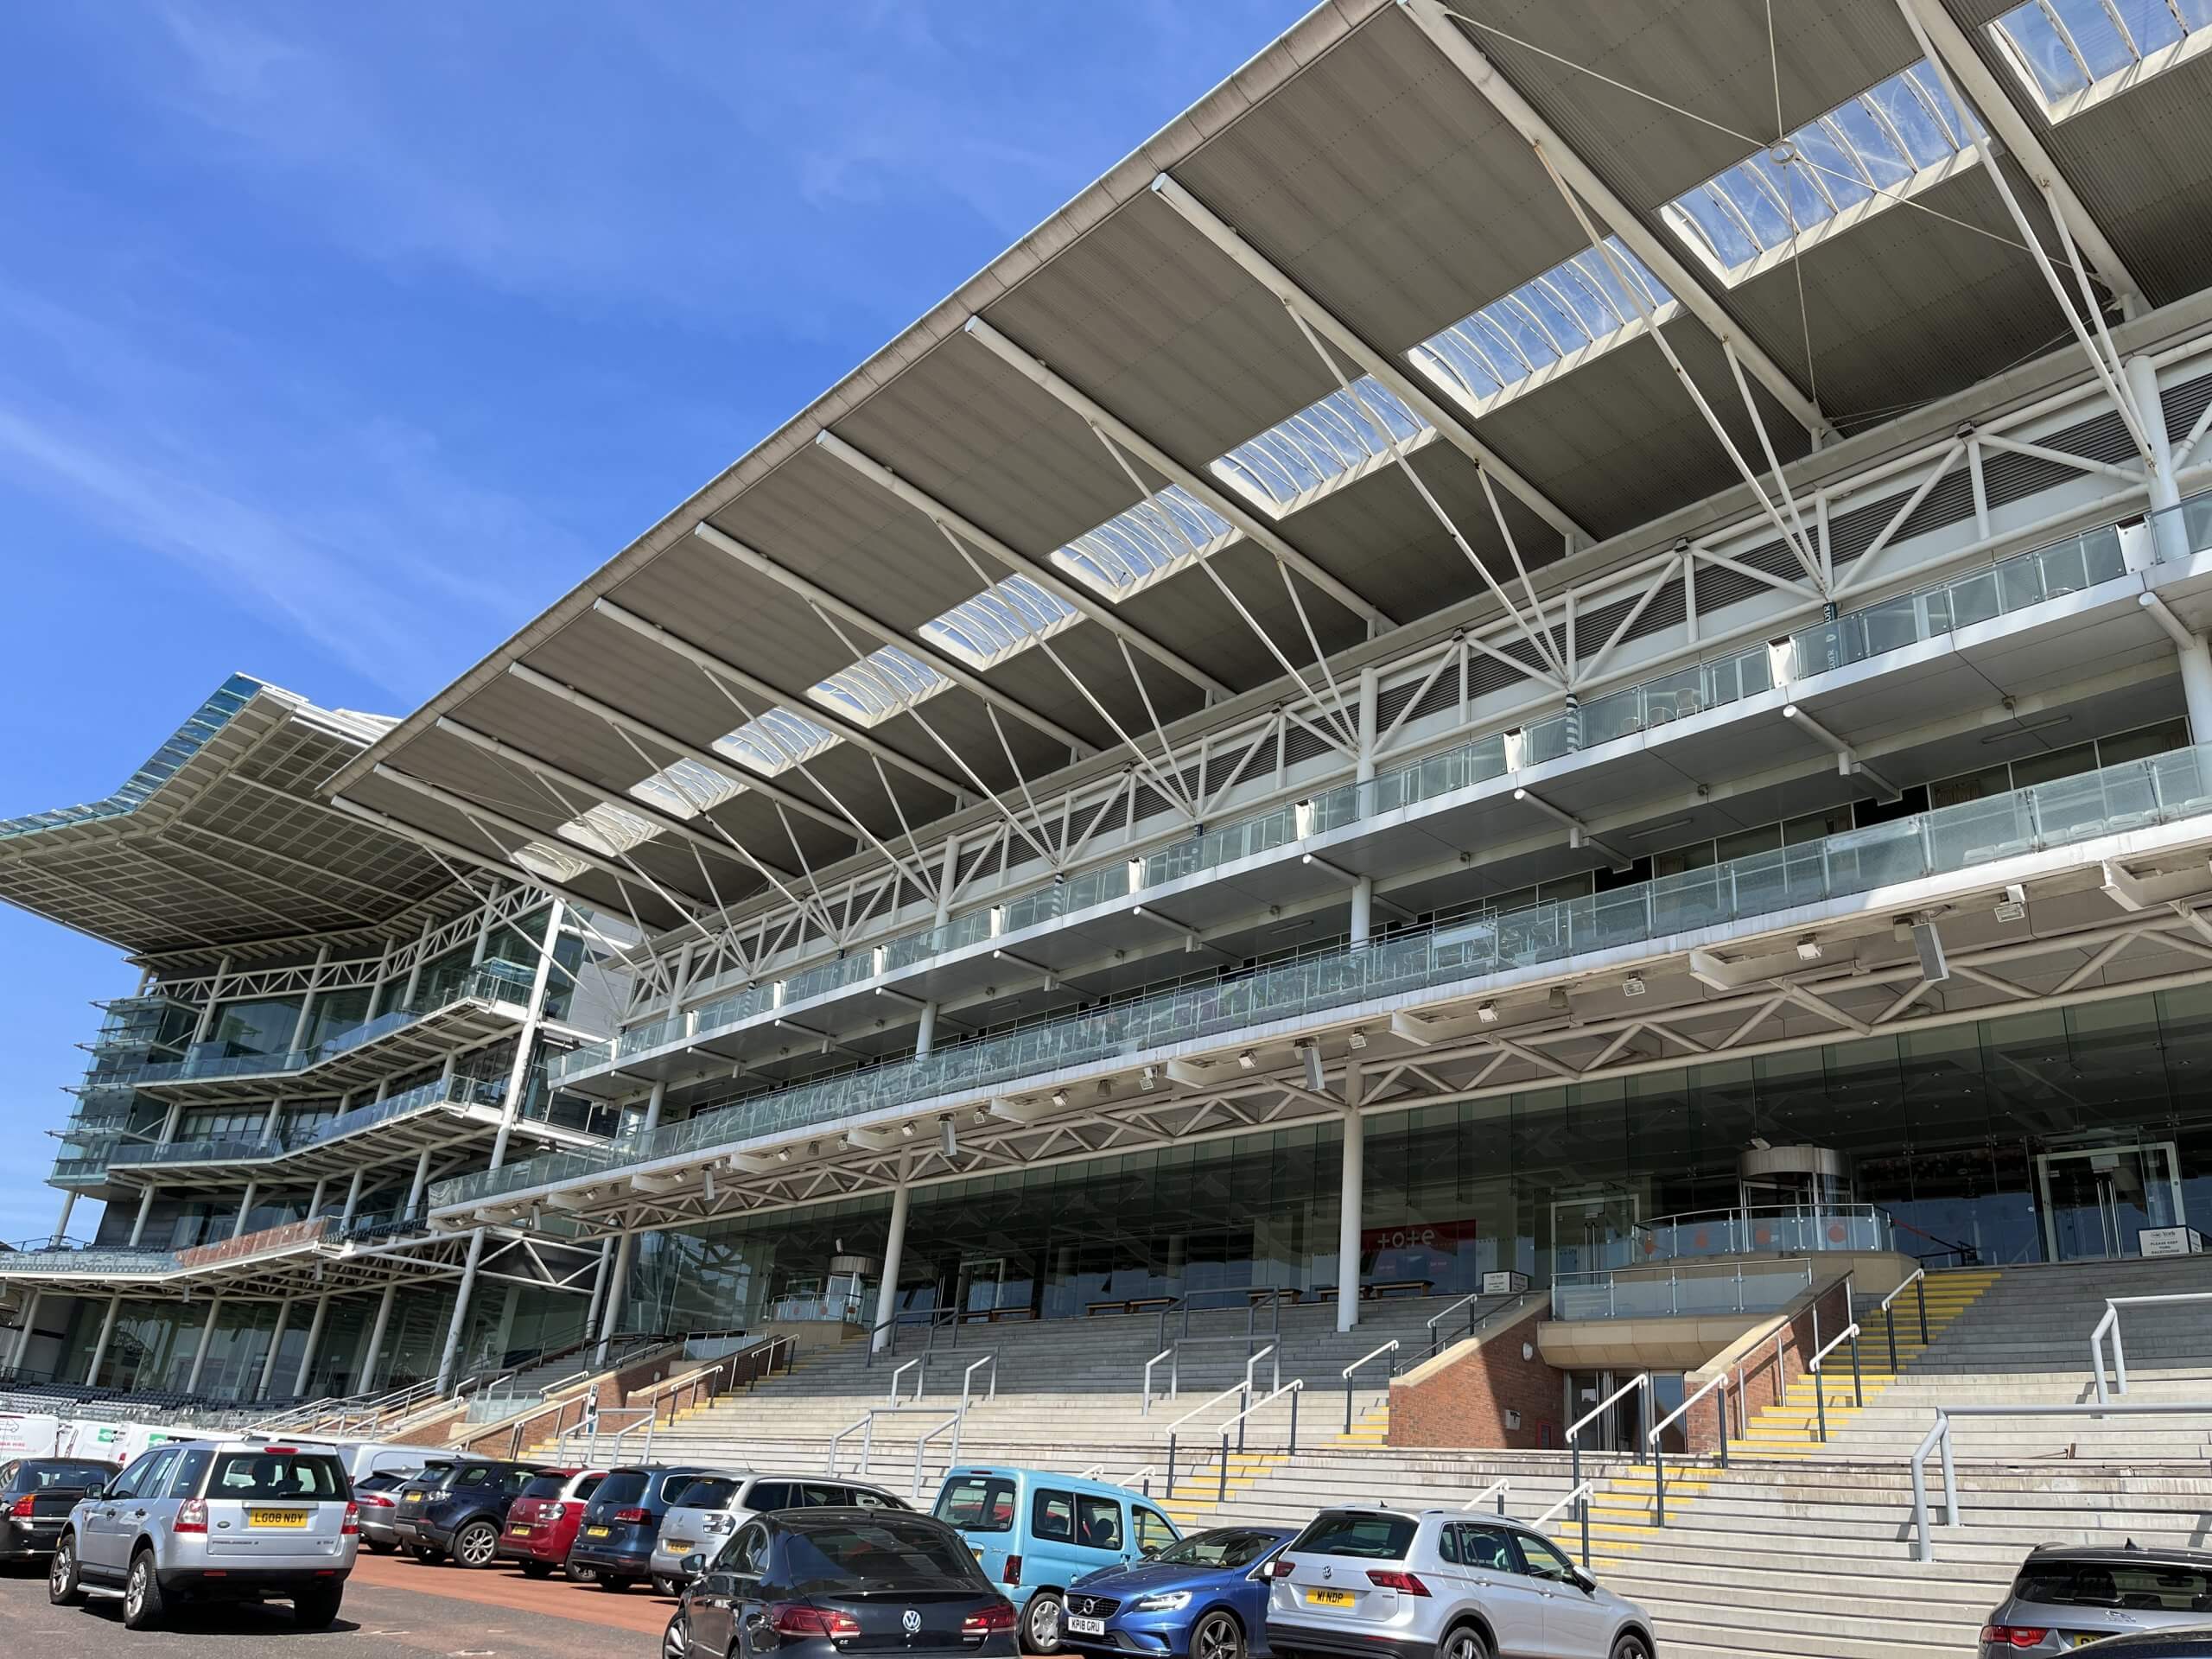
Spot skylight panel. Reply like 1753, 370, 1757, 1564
514, 840, 594, 884
563, 800, 662, 858
808, 645, 948, 726
1990, 0, 2205, 113
919, 574, 1081, 670
715, 707, 840, 775
1408, 240, 1675, 411
1211, 378, 1430, 515
627, 755, 742, 818
1660, 63, 1980, 283
1052, 486, 1237, 601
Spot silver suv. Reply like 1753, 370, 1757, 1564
48, 1439, 358, 1631
1264, 1507, 1654, 1659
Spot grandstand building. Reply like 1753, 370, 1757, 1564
13, 0, 2212, 1414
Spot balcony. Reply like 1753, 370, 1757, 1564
1601, 1205, 1897, 1270
549, 493, 2212, 1097
111, 961, 537, 1104
438, 737, 2212, 1214
1550, 1257, 1816, 1321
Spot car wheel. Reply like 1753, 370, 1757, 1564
413, 1544, 444, 1565
1608, 1637, 1650, 1659
1023, 1590, 1065, 1654
663, 1612, 691, 1659
1192, 1610, 1244, 1659
654, 1574, 683, 1599
568, 1563, 601, 1585
454, 1520, 500, 1569
1440, 1626, 1493, 1659
295, 1586, 345, 1630
520, 1560, 554, 1580
600, 1574, 634, 1593
123, 1549, 167, 1631
47, 1535, 83, 1606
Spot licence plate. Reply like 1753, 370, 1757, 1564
250, 1510, 308, 1529
667, 1539, 694, 1552
508, 1524, 535, 1536
586, 1525, 613, 1538
1305, 1589, 1356, 1608
1068, 1617, 1105, 1637
404, 1494, 424, 1504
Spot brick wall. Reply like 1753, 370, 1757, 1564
395, 1342, 693, 1455
1680, 1275, 1851, 1456
1387, 1300, 1563, 1449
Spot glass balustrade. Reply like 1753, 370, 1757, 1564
1616, 1204, 1895, 1268
440, 740, 2212, 1211
1550, 1258, 1815, 1320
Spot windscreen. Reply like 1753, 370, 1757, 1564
1155, 1529, 1283, 1569
673, 1477, 740, 1510
2015, 1560, 2212, 1612
518, 1474, 571, 1501
934, 1475, 1016, 1534
785, 1517, 988, 1594
1288, 1513, 1417, 1560
16, 1462, 117, 1492
594, 1471, 649, 1507
209, 1451, 350, 1502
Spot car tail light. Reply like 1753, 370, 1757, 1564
1978, 1628, 2050, 1650
10, 1497, 34, 1518
1003, 1554, 1021, 1587
263, 1446, 297, 1455
613, 1508, 652, 1524
342, 1502, 359, 1536
175, 1498, 209, 1535
1268, 1558, 1297, 1578
1366, 1570, 1428, 1597
770, 1604, 861, 1639
963, 1602, 1018, 1635
361, 1494, 396, 1510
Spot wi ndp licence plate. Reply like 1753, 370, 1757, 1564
1067, 1617, 1106, 1637
250, 1510, 308, 1529
1305, 1589, 1357, 1608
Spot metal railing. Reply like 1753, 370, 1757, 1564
1804, 1321, 1863, 1443
1343, 1339, 1399, 1433
1210, 1380, 1304, 1499
2091, 1290, 2212, 1404
556, 1404, 655, 1465
1909, 1401, 2212, 1560
864, 1307, 963, 1370
1552, 1257, 1814, 1320
826, 1399, 968, 1497
961, 1353, 998, 1414
1566, 1372, 1648, 1569
1646, 1372, 1737, 1525
1461, 1478, 1510, 1515
1163, 1382, 1251, 1498
1874, 1269, 1931, 1373
1141, 1348, 1176, 1414
1618, 1203, 1895, 1268
1536, 1481, 1598, 1568
912, 1411, 963, 1498
1422, 1291, 1531, 1361
888, 1357, 925, 1407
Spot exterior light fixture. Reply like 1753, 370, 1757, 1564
900, 1122, 916, 1138
1477, 1002, 1498, 1024
1140, 1065, 1157, 1091
1347, 1029, 1369, 1050
1051, 1090, 1069, 1109
939, 1116, 958, 1160
1994, 884, 2027, 924
1237, 1051, 1256, 1070
1796, 938, 1822, 961
1622, 975, 1646, 998
1300, 1044, 1326, 1092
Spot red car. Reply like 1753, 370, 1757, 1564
497, 1468, 606, 1578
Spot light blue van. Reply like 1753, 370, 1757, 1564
933, 1466, 1181, 1654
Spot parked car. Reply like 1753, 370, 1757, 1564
350, 1468, 420, 1554
1065, 1526, 1294, 1659
48, 1440, 356, 1631
388, 1460, 461, 1554
499, 1467, 607, 1579
649, 1472, 907, 1595
415, 1459, 560, 1567
567, 1465, 724, 1592
934, 1465, 1180, 1653
1263, 1507, 1653, 1659
1980, 1544, 2212, 1655
0, 1458, 118, 1565
663, 1506, 1016, 1659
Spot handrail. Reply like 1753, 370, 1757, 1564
1646, 1371, 1731, 1446
1807, 1320, 1860, 1372
2091, 1290, 2212, 1404
1077, 1464, 1106, 1478
1141, 1348, 1176, 1414
1427, 1294, 1481, 1332
828, 1412, 875, 1478
1214, 1379, 1305, 1497
1909, 1400, 2212, 1560
1165, 1381, 1249, 1436
912, 1410, 963, 1499
1123, 1464, 1157, 1496
889, 1357, 924, 1407
1804, 1319, 1864, 1443
1245, 1343, 1279, 1402
1218, 1376, 1304, 1435
961, 1353, 997, 1413
1342, 1338, 1399, 1434
1535, 1480, 1597, 1569
1462, 1478, 1509, 1515
1567, 1371, 1648, 1443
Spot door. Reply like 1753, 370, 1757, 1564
1513, 1530, 1611, 1658
701, 1521, 769, 1657
2037, 1143, 2183, 1261
954, 1257, 1007, 1319
1551, 1190, 1638, 1278
82, 1448, 167, 1574
1442, 1523, 1548, 1657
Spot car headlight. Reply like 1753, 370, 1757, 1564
1132, 1592, 1192, 1612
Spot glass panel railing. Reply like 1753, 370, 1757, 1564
1551, 1258, 1815, 1320
1525, 647, 1771, 765
111, 961, 537, 1091
2150, 492, 2212, 564
438, 741, 2212, 1211
1619, 1204, 1894, 1267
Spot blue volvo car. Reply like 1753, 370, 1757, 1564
1064, 1526, 1294, 1659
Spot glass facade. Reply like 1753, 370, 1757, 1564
618, 987, 2212, 1333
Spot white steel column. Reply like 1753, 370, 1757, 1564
48, 1190, 76, 1246
8, 1292, 41, 1371
340, 1168, 366, 1226
292, 1294, 332, 1397
185, 1300, 221, 1391
1351, 667, 1378, 946
873, 1181, 912, 1355
232, 1183, 259, 1239
361, 1147, 435, 1392
594, 1078, 669, 1362
255, 1300, 294, 1400
2125, 355, 2212, 738
914, 1001, 938, 1058
1350, 880, 1374, 946
1336, 1062, 1365, 1333
85, 1295, 122, 1386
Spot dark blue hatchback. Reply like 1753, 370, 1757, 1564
1064, 1527, 1293, 1659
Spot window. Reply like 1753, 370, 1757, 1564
1154, 1528, 1277, 1569
1075, 1495, 1122, 1553
935, 1474, 1016, 1534
594, 1471, 649, 1507
677, 1478, 741, 1510
518, 1474, 574, 1503
845, 1486, 904, 1510
782, 1517, 988, 1593
449, 1464, 498, 1491
120, 1449, 176, 1501
1052, 486, 1237, 601
1990, 0, 2210, 116
716, 1522, 771, 1579
14, 1461, 116, 1492
1135, 1508, 1177, 1559
1212, 379, 1430, 516
1514, 1532, 1584, 1585
208, 1451, 348, 1501
1032, 1489, 1075, 1542
744, 1480, 794, 1513
1287, 1512, 1417, 1560
1660, 63, 1980, 283
167, 1450, 213, 1499
2013, 1558, 2212, 1611
1450, 1525, 1522, 1573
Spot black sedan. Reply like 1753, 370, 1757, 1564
0, 1457, 118, 1563
664, 1507, 1017, 1659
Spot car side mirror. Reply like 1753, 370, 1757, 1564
682, 1553, 707, 1576
1571, 1567, 1598, 1594
1141, 1545, 1161, 1560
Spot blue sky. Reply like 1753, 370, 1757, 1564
0, 0, 1313, 1241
